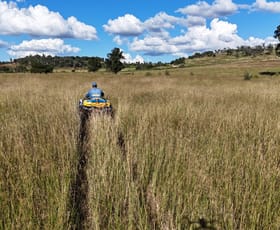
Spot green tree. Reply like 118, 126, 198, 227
274, 25, 280, 40
88, 57, 102, 72
274, 25, 280, 56
105, 48, 125, 74
30, 61, 53, 73
170, 57, 185, 65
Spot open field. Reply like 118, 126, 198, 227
1, 58, 280, 229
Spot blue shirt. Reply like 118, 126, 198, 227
86, 87, 104, 98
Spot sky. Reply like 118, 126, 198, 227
0, 0, 280, 63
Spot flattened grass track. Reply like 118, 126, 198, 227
68, 111, 91, 229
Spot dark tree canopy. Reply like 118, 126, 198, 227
170, 57, 186, 65
30, 61, 53, 73
274, 25, 280, 41
105, 48, 125, 74
88, 57, 102, 72
274, 25, 280, 56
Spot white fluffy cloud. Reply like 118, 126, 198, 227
186, 16, 206, 27
122, 53, 144, 64
8, 38, 80, 58
0, 1, 97, 40
178, 19, 243, 51
2, 0, 277, 61
129, 36, 178, 56
104, 0, 279, 59
177, 0, 238, 18
252, 0, 280, 13
103, 14, 144, 36
129, 18, 277, 56
144, 12, 187, 32
104, 12, 187, 36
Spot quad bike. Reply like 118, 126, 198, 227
79, 97, 114, 117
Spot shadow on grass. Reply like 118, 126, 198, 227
259, 71, 280, 76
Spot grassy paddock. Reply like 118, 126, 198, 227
1, 64, 280, 229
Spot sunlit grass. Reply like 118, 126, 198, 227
0, 75, 80, 229
1, 67, 280, 229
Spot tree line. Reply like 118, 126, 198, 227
1, 29, 280, 74
0, 48, 127, 74
0, 47, 172, 74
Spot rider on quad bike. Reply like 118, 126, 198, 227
79, 82, 113, 116
85, 82, 104, 99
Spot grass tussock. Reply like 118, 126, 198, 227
1, 70, 280, 229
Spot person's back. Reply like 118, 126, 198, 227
85, 82, 104, 99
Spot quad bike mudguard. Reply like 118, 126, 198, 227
79, 97, 113, 117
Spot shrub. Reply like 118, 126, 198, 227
165, 70, 170, 76
30, 62, 53, 73
244, 72, 252, 80
0, 66, 13, 73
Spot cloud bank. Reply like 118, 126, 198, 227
253, 0, 280, 13
103, 0, 279, 59
0, 1, 97, 40
1, 0, 280, 61
177, 0, 238, 18
8, 38, 80, 58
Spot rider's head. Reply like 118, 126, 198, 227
92, 82, 97, 88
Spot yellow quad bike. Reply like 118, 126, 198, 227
79, 97, 113, 117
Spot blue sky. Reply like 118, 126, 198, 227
0, 0, 280, 63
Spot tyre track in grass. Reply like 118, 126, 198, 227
66, 108, 217, 229
67, 107, 116, 229
68, 108, 168, 229
68, 110, 90, 229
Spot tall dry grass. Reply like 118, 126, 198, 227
1, 69, 280, 229
86, 74, 280, 229
0, 74, 81, 229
